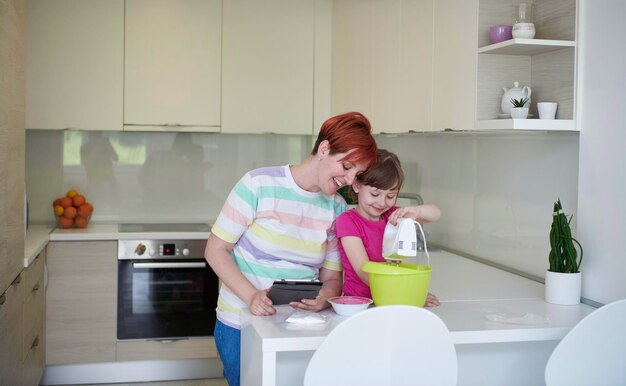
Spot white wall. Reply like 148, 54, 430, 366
576, 0, 626, 304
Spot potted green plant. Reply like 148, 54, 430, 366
545, 199, 584, 305
510, 97, 529, 119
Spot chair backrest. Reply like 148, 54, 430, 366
304, 305, 457, 386
545, 298, 626, 386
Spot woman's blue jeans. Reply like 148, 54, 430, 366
214, 320, 241, 386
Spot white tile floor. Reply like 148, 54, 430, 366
57, 379, 228, 386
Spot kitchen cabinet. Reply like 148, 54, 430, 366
332, 0, 433, 134
474, 0, 577, 131
116, 338, 218, 361
0, 273, 24, 386
21, 249, 46, 385
124, 0, 221, 132
26, 0, 124, 131
432, 0, 479, 132
46, 241, 117, 365
1, 0, 25, 296
221, 0, 331, 134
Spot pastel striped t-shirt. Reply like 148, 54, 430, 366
210, 165, 348, 328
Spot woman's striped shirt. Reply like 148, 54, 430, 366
210, 165, 347, 328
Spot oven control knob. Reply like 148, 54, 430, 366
182, 248, 190, 256
148, 249, 156, 256
134, 243, 146, 256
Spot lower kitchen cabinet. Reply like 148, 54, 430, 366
22, 249, 46, 385
0, 251, 46, 386
0, 273, 24, 386
46, 241, 117, 365
116, 338, 218, 361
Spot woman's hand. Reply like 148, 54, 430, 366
289, 295, 329, 312
424, 292, 440, 307
289, 268, 342, 312
248, 288, 276, 316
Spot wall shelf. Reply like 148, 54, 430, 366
475, 119, 576, 131
478, 39, 575, 56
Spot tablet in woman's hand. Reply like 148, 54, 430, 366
267, 280, 323, 305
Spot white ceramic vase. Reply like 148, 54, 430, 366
545, 270, 581, 305
510, 107, 529, 119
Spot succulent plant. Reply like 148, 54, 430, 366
548, 199, 583, 273
510, 97, 529, 108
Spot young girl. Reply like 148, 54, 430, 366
335, 149, 441, 307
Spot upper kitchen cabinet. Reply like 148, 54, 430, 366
124, 0, 221, 132
332, 0, 433, 134
432, 0, 479, 132
26, 0, 124, 131
221, 0, 331, 135
1, 0, 25, 295
474, 0, 577, 131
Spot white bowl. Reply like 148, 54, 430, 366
328, 296, 373, 316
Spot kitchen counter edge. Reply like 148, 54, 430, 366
25, 223, 212, 266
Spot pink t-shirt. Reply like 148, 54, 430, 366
335, 207, 398, 298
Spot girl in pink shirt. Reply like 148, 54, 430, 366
335, 149, 441, 307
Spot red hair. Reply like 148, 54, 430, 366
311, 112, 378, 169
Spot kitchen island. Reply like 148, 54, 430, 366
241, 251, 596, 386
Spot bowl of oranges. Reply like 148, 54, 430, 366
52, 189, 94, 229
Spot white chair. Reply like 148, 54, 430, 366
304, 305, 457, 386
545, 298, 626, 386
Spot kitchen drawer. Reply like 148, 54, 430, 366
22, 327, 45, 386
23, 273, 45, 361
24, 249, 45, 292
116, 337, 218, 361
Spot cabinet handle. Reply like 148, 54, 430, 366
0, 294, 5, 306
133, 262, 206, 269
31, 336, 40, 349
32, 283, 40, 293
158, 338, 187, 343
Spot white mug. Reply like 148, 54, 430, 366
538, 102, 558, 119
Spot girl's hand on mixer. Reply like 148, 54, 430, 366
389, 205, 442, 225
424, 292, 440, 307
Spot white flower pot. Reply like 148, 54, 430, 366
510, 107, 529, 119
545, 270, 581, 305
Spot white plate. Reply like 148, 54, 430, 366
497, 113, 534, 119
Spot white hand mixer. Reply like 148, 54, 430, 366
381, 218, 430, 266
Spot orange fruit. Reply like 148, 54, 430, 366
63, 206, 77, 219
60, 197, 72, 208
72, 194, 86, 207
75, 216, 89, 228
53, 198, 62, 208
66, 189, 78, 198
78, 203, 93, 217
58, 216, 73, 228
53, 205, 64, 217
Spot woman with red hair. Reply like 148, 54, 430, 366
205, 112, 377, 386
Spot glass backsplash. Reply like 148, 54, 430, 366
26, 129, 579, 278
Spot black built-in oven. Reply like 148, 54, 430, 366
117, 239, 218, 340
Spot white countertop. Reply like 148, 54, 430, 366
24, 222, 212, 267
24, 225, 54, 267
241, 251, 596, 350
49, 223, 211, 241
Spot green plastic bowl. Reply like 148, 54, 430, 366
362, 262, 432, 307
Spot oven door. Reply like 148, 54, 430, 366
117, 259, 219, 340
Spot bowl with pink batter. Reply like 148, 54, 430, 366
328, 296, 373, 316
